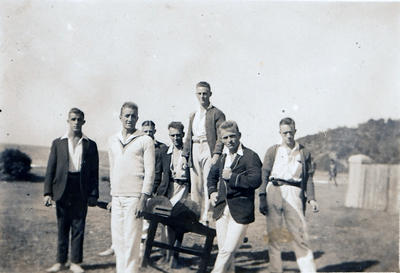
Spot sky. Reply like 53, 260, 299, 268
1, 1, 399, 156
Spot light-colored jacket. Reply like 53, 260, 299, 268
108, 130, 155, 197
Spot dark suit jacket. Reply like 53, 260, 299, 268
258, 144, 316, 214
207, 146, 262, 224
156, 147, 190, 197
152, 140, 168, 194
44, 137, 99, 202
182, 105, 225, 167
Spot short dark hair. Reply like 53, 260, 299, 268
120, 101, 138, 115
68, 108, 84, 119
168, 121, 184, 133
279, 117, 296, 128
142, 120, 155, 128
196, 81, 211, 91
219, 120, 240, 134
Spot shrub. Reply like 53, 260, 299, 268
0, 149, 32, 181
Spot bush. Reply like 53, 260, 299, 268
0, 149, 32, 181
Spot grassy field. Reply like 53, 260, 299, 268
0, 168, 398, 273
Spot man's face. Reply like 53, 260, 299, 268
142, 125, 156, 139
67, 113, 85, 133
279, 124, 296, 147
195, 86, 211, 107
120, 107, 138, 131
221, 128, 241, 154
168, 127, 184, 148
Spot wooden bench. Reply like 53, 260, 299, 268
141, 211, 216, 273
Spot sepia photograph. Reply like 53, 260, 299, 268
0, 1, 399, 272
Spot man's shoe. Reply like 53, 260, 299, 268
98, 248, 114, 256
70, 263, 84, 273
45, 263, 66, 272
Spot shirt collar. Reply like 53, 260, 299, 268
198, 103, 213, 113
167, 145, 183, 154
279, 140, 300, 152
223, 143, 243, 156
61, 132, 88, 141
117, 129, 145, 144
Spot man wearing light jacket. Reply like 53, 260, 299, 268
108, 102, 155, 273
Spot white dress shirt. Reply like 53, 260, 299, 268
61, 133, 88, 173
270, 141, 302, 182
192, 104, 213, 138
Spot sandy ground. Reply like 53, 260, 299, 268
0, 170, 398, 273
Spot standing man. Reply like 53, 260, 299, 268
208, 121, 262, 273
98, 120, 166, 257
141, 120, 168, 194
108, 102, 155, 273
182, 81, 226, 225
156, 121, 190, 265
259, 117, 319, 273
43, 108, 99, 273
328, 159, 338, 186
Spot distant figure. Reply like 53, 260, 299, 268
259, 117, 319, 273
156, 121, 190, 265
328, 159, 338, 186
43, 108, 99, 273
182, 81, 226, 225
108, 102, 155, 273
208, 121, 262, 273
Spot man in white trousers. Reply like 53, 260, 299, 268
259, 117, 319, 273
108, 102, 155, 273
208, 121, 262, 273
182, 81, 226, 225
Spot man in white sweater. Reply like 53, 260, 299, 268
108, 102, 155, 273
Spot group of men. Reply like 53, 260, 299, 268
43, 81, 319, 273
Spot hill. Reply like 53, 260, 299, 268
297, 118, 400, 172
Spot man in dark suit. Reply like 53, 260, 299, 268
207, 120, 262, 273
43, 108, 99, 273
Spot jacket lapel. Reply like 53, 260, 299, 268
82, 138, 89, 164
60, 138, 69, 165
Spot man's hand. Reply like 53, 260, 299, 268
135, 194, 149, 218
210, 192, 218, 207
211, 154, 220, 165
222, 168, 232, 180
43, 195, 53, 207
106, 201, 112, 212
309, 200, 319, 213
87, 197, 97, 207
259, 194, 268, 215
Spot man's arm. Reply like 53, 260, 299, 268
87, 142, 99, 206
182, 113, 195, 159
259, 146, 276, 215
207, 160, 221, 206
212, 110, 226, 156
44, 139, 57, 198
153, 144, 167, 194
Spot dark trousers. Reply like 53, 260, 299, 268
56, 173, 87, 264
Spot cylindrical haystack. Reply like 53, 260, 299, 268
345, 154, 399, 212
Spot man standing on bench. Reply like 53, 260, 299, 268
208, 121, 262, 273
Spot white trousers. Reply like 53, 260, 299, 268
111, 196, 142, 273
190, 142, 212, 222
212, 205, 248, 273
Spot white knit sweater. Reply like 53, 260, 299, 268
108, 130, 155, 197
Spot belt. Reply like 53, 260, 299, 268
173, 179, 188, 186
192, 137, 208, 144
271, 178, 301, 188
68, 172, 81, 176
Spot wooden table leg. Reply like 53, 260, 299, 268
142, 220, 158, 267
198, 233, 215, 273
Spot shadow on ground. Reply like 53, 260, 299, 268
317, 260, 379, 272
